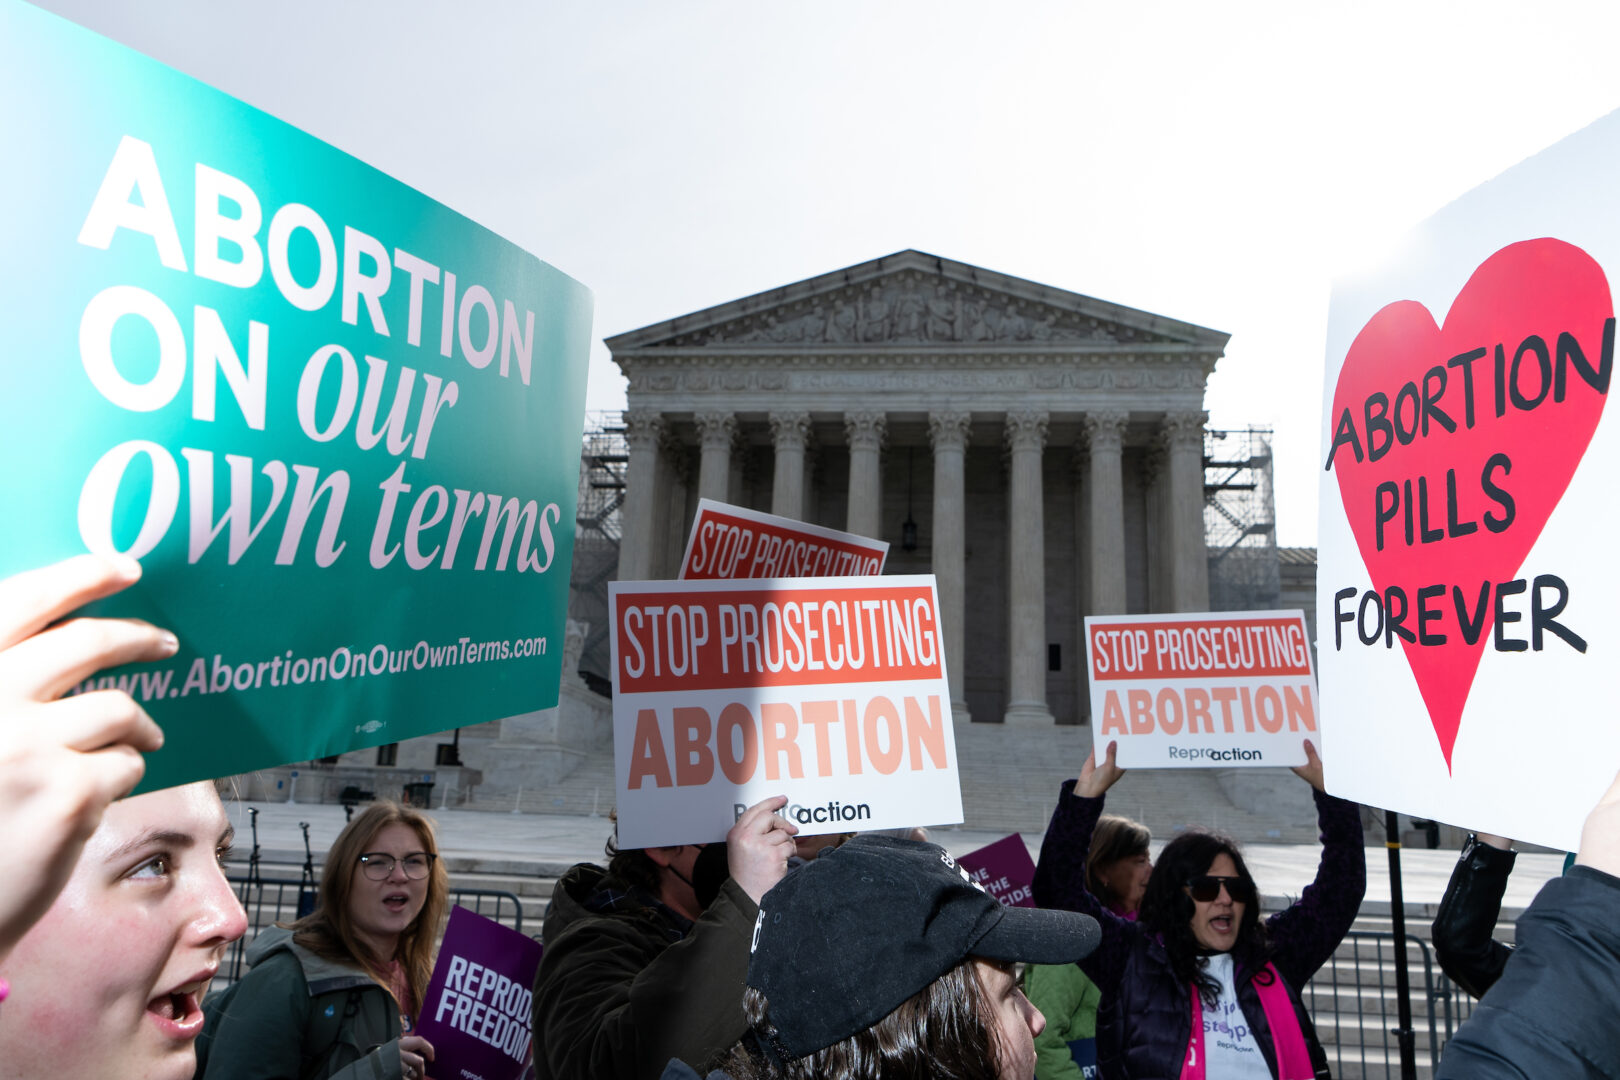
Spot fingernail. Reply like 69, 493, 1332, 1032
109, 554, 142, 582
160, 631, 179, 655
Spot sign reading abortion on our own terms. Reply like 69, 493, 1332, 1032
0, 2, 593, 790
1084, 611, 1316, 769
1318, 108, 1620, 851
957, 834, 1037, 908
609, 576, 963, 848
679, 499, 888, 580
416, 906, 543, 1080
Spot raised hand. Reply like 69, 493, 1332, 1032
1077, 740, 1125, 798
1288, 738, 1326, 792
0, 555, 174, 960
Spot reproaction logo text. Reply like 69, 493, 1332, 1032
1168, 746, 1262, 762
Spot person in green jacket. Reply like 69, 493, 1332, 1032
198, 801, 449, 1080
1024, 813, 1151, 1080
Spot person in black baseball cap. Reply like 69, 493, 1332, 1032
666, 833, 1101, 1080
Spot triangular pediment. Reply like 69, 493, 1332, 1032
606, 250, 1228, 352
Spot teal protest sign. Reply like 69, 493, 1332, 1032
0, 2, 593, 790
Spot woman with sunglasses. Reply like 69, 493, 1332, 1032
198, 800, 449, 1080
1033, 739, 1365, 1079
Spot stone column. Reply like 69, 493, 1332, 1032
694, 411, 736, 504
616, 409, 664, 581
1003, 410, 1053, 726
928, 411, 972, 724
845, 411, 887, 540
1142, 443, 1168, 612
769, 411, 812, 521
659, 429, 692, 578
1072, 444, 1091, 722
1163, 410, 1211, 612
1084, 411, 1128, 615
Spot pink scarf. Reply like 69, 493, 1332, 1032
1178, 962, 1312, 1080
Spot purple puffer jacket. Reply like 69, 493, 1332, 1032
1033, 783, 1366, 1079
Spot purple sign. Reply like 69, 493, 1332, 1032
956, 834, 1037, 908
417, 906, 544, 1080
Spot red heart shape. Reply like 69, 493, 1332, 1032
1329, 239, 1612, 770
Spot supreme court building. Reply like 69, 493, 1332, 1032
604, 250, 1232, 727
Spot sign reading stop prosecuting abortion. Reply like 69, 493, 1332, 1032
609, 576, 963, 849
1085, 611, 1317, 769
679, 499, 888, 580
0, 2, 593, 790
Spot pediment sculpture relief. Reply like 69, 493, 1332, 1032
661, 275, 1165, 347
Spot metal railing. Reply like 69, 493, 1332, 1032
220, 875, 527, 987
1301, 930, 1476, 1077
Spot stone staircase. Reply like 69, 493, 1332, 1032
463, 720, 1323, 845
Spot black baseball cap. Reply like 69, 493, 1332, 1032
745, 834, 1100, 1060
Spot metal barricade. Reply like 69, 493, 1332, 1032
1300, 930, 1476, 1077
220, 876, 526, 988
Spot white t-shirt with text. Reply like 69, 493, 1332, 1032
1199, 953, 1271, 1080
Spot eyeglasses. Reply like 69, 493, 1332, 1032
358, 852, 438, 880
1184, 875, 1251, 904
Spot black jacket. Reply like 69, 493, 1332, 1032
1430, 835, 1517, 999
531, 863, 757, 1080
1034, 784, 1365, 1079
1436, 865, 1620, 1078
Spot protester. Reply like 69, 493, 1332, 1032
1033, 739, 1364, 1079
1430, 832, 1516, 999
661, 834, 1101, 1080
1436, 766, 1620, 1077
198, 801, 448, 1080
1026, 813, 1152, 1080
0, 554, 172, 962
0, 780, 247, 1080
531, 795, 799, 1080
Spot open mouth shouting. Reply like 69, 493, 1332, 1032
146, 970, 213, 1040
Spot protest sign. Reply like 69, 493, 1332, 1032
1318, 108, 1620, 850
0, 2, 593, 790
679, 498, 888, 580
609, 575, 962, 848
1084, 611, 1315, 769
956, 834, 1036, 908
416, 906, 543, 1080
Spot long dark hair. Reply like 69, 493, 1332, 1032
720, 958, 1003, 1080
1136, 830, 1267, 1007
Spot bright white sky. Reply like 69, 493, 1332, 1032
36, 0, 1620, 545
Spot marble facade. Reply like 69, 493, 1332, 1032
606, 250, 1229, 725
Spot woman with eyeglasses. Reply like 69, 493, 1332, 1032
1033, 739, 1365, 1080
197, 800, 450, 1080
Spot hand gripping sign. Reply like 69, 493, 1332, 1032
1085, 611, 1316, 769
679, 499, 888, 580
1318, 107, 1620, 850
609, 576, 962, 848
0, 3, 593, 790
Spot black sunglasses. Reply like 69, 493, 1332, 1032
1184, 875, 1251, 904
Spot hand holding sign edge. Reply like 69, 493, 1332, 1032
1077, 741, 1125, 799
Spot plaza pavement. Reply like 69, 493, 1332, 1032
227, 799, 1567, 913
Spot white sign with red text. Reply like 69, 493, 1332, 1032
609, 575, 961, 848
1085, 611, 1317, 769
679, 499, 888, 580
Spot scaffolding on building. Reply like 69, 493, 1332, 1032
565, 416, 1284, 680
1204, 426, 1282, 613
571, 411, 627, 684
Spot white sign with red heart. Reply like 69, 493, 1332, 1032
1317, 109, 1620, 851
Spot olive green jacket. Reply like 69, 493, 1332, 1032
197, 926, 404, 1080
